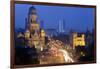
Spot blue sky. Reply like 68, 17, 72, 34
15, 4, 95, 32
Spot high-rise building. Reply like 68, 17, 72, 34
58, 19, 65, 33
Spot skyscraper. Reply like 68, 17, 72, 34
58, 19, 65, 33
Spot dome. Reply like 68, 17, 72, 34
29, 6, 36, 11
28, 6, 37, 15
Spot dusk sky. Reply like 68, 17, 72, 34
15, 4, 95, 32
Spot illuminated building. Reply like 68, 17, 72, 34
73, 32, 85, 49
25, 29, 30, 38
24, 6, 46, 49
40, 29, 46, 51
58, 19, 65, 33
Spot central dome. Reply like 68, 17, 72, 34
29, 6, 37, 15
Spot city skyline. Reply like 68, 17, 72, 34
14, 3, 96, 65
15, 4, 95, 32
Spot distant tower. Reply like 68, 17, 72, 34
58, 19, 65, 33
63, 19, 66, 32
